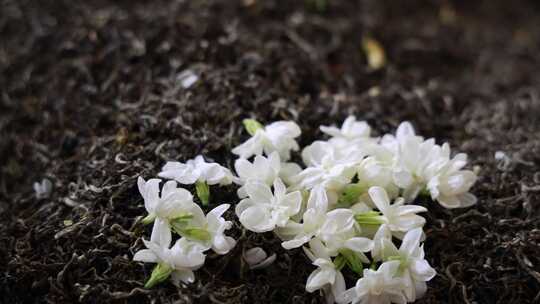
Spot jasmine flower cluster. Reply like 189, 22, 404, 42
232, 117, 476, 303
133, 155, 236, 288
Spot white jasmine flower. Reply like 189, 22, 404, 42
203, 204, 237, 254
357, 158, 397, 196
318, 209, 374, 259
338, 261, 407, 304
235, 178, 302, 233
279, 185, 329, 249
427, 153, 477, 208
234, 152, 296, 197
296, 141, 357, 204
137, 177, 196, 224
133, 219, 206, 287
391, 137, 448, 202
320, 116, 371, 141
168, 203, 236, 255
375, 228, 436, 302
34, 178, 52, 199
243, 247, 277, 270
380, 121, 419, 154
303, 238, 346, 302
232, 120, 301, 160
204, 204, 236, 254
339, 157, 399, 208
159, 155, 233, 186
365, 187, 427, 238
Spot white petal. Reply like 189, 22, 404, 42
208, 203, 230, 219
234, 158, 253, 181
159, 162, 199, 184
393, 170, 413, 188
232, 135, 263, 159
245, 181, 273, 204
239, 205, 274, 232
280, 191, 302, 216
368, 186, 390, 212
282, 234, 312, 249
400, 228, 423, 256
235, 199, 256, 218
212, 235, 236, 255
133, 249, 157, 263
308, 238, 331, 260
396, 205, 427, 216
331, 271, 346, 301
344, 237, 374, 253
273, 178, 287, 197
396, 121, 415, 139
171, 269, 195, 285
267, 151, 282, 172
307, 185, 329, 212
150, 217, 172, 248
306, 269, 333, 292
411, 259, 436, 281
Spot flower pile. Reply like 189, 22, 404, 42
133, 116, 478, 303
133, 160, 236, 287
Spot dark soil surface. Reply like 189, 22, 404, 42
2, 0, 540, 303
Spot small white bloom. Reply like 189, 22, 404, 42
391, 137, 448, 201
279, 185, 329, 249
320, 116, 371, 141
133, 219, 207, 286
427, 153, 477, 208
159, 155, 233, 186
338, 261, 407, 304
243, 247, 277, 270
167, 203, 236, 255
380, 121, 419, 154
296, 141, 357, 204
350, 157, 399, 207
34, 178, 52, 199
235, 178, 302, 233
234, 152, 281, 198
232, 120, 301, 160
204, 204, 237, 254
319, 209, 373, 259
375, 228, 436, 302
368, 187, 427, 238
303, 238, 346, 302
137, 177, 196, 222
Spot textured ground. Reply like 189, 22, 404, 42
1, 0, 540, 303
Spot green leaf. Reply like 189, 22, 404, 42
195, 181, 210, 206
144, 263, 173, 288
243, 119, 263, 136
